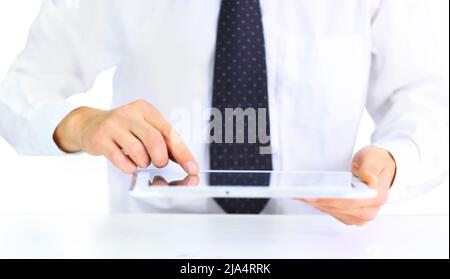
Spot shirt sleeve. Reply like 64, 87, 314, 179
0, 0, 122, 155
367, 0, 449, 202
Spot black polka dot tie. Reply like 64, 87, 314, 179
210, 0, 272, 214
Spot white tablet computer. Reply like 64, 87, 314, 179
129, 169, 377, 199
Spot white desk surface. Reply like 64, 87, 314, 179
0, 156, 448, 259
0, 214, 448, 259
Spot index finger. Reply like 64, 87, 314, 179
140, 104, 199, 175
299, 197, 381, 210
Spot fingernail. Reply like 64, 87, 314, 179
187, 176, 199, 186
185, 161, 199, 174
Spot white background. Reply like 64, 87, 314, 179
0, 0, 448, 215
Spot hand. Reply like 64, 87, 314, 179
300, 145, 396, 226
54, 100, 199, 175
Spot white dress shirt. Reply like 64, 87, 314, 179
0, 0, 448, 214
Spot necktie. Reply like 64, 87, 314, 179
210, 0, 272, 214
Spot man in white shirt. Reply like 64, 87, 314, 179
0, 0, 448, 225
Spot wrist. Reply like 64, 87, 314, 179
54, 106, 98, 153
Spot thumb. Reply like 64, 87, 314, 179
352, 152, 384, 187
